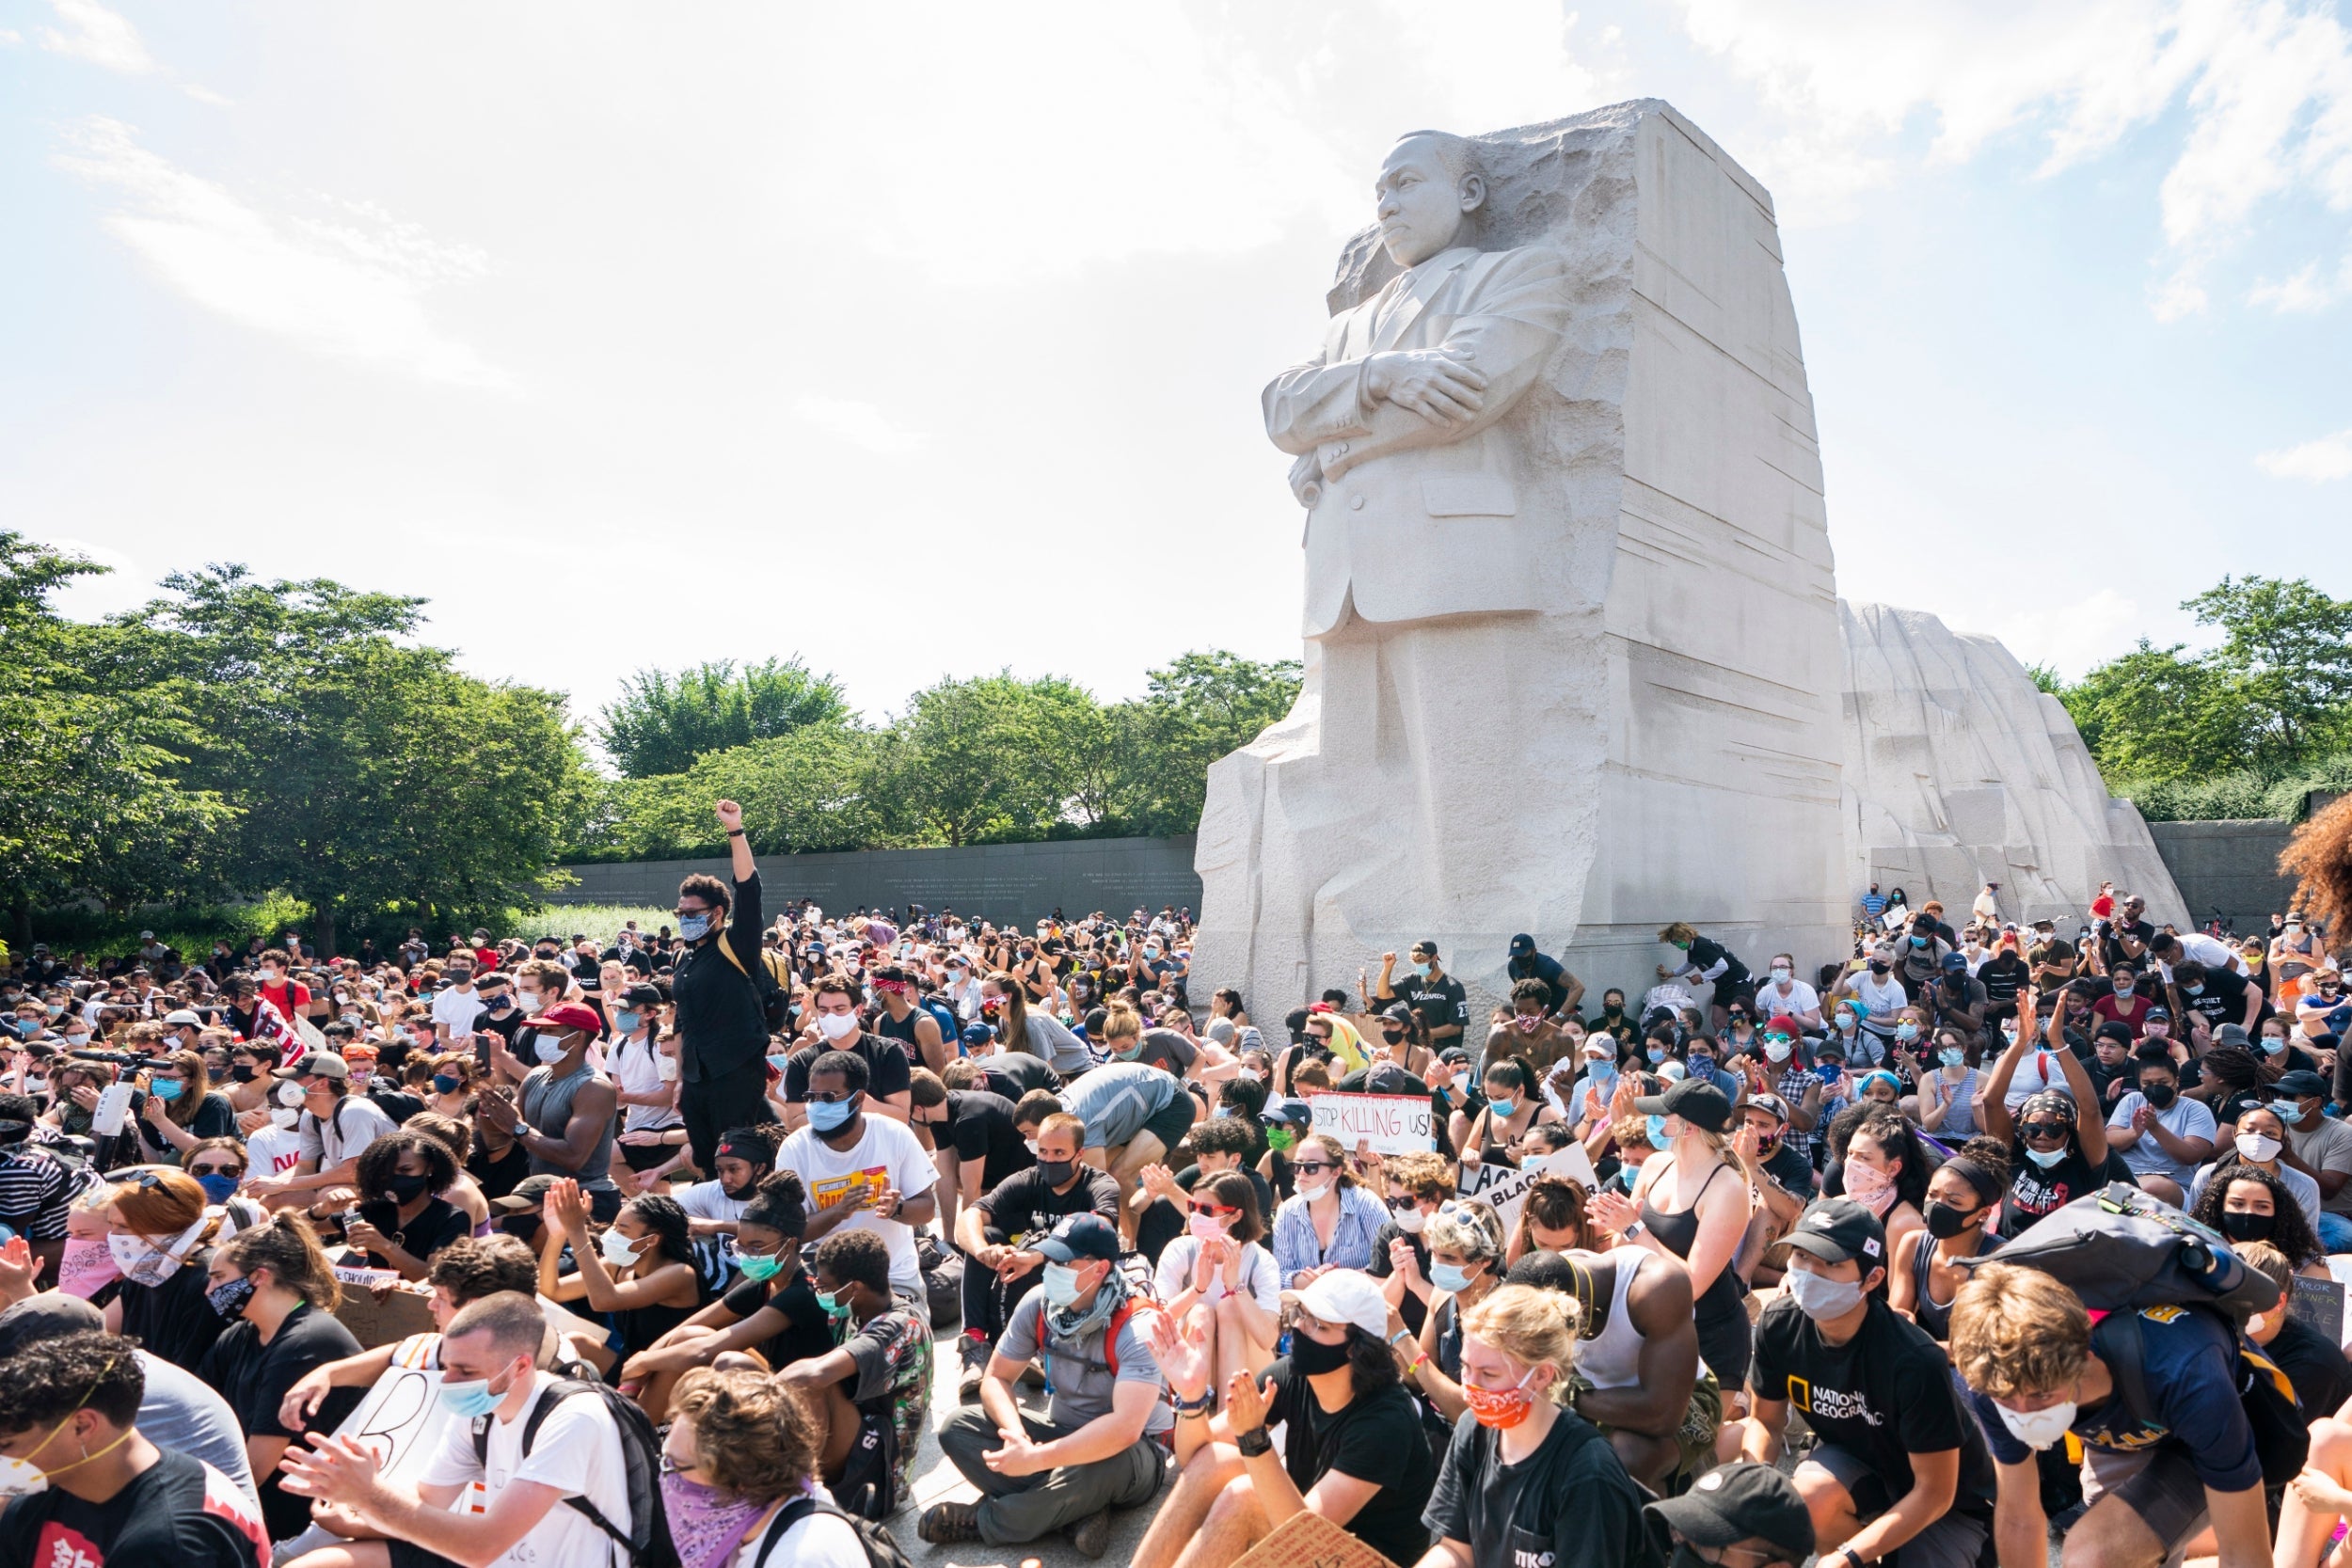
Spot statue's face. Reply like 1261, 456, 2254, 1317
1375, 137, 1479, 267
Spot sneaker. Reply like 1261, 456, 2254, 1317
918, 1501, 983, 1545
958, 1367, 985, 1405
1067, 1509, 1112, 1560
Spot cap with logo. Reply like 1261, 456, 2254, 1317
272, 1052, 348, 1082
1778, 1197, 1886, 1269
1644, 1461, 1815, 1561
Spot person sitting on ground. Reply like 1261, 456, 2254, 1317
1887, 1138, 2008, 1342
1270, 1132, 1391, 1288
2104, 1047, 2217, 1208
1022, 1060, 1198, 1248
2234, 1241, 2352, 1428
342, 1130, 469, 1281
2188, 1161, 2331, 1275
1735, 1199, 1998, 1568
1642, 1461, 1816, 1568
2191, 1101, 2327, 1232
1950, 1259, 2273, 1568
537, 1177, 704, 1379
1825, 1108, 1930, 1260
1503, 1182, 1708, 1490
1449, 1057, 1559, 1169
660, 1368, 873, 1568
953, 1110, 1120, 1402
1135, 1267, 1438, 1568
0, 1328, 267, 1568
1396, 1199, 1507, 1427
776, 1228, 930, 1520
1413, 1283, 1656, 1568
1132, 1113, 1276, 1265
1152, 1170, 1279, 1406
924, 1213, 1163, 1556
1370, 1150, 1454, 1334
96, 1164, 235, 1374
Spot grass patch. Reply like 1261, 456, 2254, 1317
503, 904, 675, 943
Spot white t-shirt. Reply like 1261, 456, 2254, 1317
432, 985, 486, 1039
1153, 1236, 1279, 1309
732, 1486, 865, 1568
298, 1093, 400, 1168
609, 1033, 679, 1132
1750, 978, 1821, 1023
778, 1116, 937, 1296
2158, 932, 2245, 979
245, 1121, 306, 1178
674, 1180, 748, 1226
417, 1371, 633, 1568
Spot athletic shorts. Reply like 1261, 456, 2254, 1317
389, 1540, 465, 1568
2082, 1445, 2208, 1559
1137, 1091, 1197, 1156
1808, 1442, 1992, 1568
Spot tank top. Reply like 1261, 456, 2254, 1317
1640, 1159, 1740, 1324
1908, 1227, 1997, 1341
1559, 1246, 1649, 1389
521, 1062, 617, 1193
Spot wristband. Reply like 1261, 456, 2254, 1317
725, 828, 746, 838
1171, 1389, 1216, 1417
1235, 1425, 1274, 1458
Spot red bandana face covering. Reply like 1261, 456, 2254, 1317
1463, 1366, 1539, 1429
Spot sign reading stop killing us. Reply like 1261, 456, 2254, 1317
1309, 1092, 1435, 1154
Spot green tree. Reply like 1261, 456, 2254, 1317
597, 657, 849, 778
1119, 649, 1302, 833
876, 673, 1086, 846
2057, 640, 2244, 782
2184, 575, 2352, 770
0, 535, 233, 943
586, 725, 889, 860
127, 565, 596, 954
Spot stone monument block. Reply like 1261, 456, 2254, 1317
1195, 100, 1849, 1021
1838, 599, 2188, 927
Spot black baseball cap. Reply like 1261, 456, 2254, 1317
2278, 1069, 2329, 1097
1644, 1462, 1814, 1561
1779, 1197, 1886, 1269
1631, 1076, 1733, 1132
1035, 1212, 1120, 1264
1508, 933, 1536, 957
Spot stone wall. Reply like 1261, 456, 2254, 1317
2142, 819, 2296, 935
553, 836, 1202, 925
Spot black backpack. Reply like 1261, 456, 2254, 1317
1963, 1181, 2280, 1325
714, 933, 790, 1035
471, 1378, 678, 1568
750, 1495, 914, 1568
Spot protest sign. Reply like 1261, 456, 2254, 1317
1232, 1505, 1401, 1568
1309, 1093, 1434, 1155
1525, 1144, 1598, 1192
334, 1263, 403, 1291
327, 1360, 455, 1489
811, 1166, 892, 1210
2305, 1268, 2350, 1348
1456, 1161, 1536, 1231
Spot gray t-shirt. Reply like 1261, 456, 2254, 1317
2106, 1091, 2218, 1187
137, 1348, 259, 1506
999, 1290, 1170, 1436
1058, 1063, 1181, 1151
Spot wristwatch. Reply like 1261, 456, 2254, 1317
1235, 1425, 1274, 1458
1621, 1220, 1645, 1241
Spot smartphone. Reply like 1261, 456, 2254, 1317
474, 1034, 494, 1074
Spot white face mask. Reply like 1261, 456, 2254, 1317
534, 1033, 570, 1064
271, 1105, 301, 1130
1295, 1180, 1331, 1203
276, 1080, 306, 1107
1996, 1398, 2078, 1450
2237, 1132, 2283, 1164
1024, 1137, 1040, 1157
1393, 1206, 1426, 1235
817, 1012, 859, 1040
1770, 967, 1791, 983
597, 1227, 644, 1267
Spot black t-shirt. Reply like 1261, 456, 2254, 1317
720, 1264, 837, 1371
975, 1164, 1121, 1241
980, 1052, 1060, 1101
1423, 1407, 1656, 1568
357, 1195, 471, 1270
195, 1303, 366, 1540
1388, 973, 1470, 1037
2180, 968, 2257, 1030
1758, 1139, 1817, 1196
1751, 1294, 1995, 1515
1365, 1217, 1432, 1335
2003, 1142, 2138, 1233
0, 1448, 262, 1568
1265, 1360, 1438, 1568
946, 1089, 1033, 1190
467, 1135, 530, 1202
2268, 1314, 2352, 1423
783, 1035, 912, 1104
115, 1246, 230, 1373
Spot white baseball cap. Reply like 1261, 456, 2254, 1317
1285, 1268, 1388, 1341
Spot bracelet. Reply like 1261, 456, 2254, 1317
725, 829, 746, 838
1171, 1390, 1216, 1416
1390, 1328, 1417, 1349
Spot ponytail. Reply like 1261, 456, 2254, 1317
219, 1211, 341, 1310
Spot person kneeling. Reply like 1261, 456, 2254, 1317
1132, 1268, 1436, 1568
924, 1212, 1168, 1557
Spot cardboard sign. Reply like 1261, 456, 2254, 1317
1456, 1161, 1537, 1231
325, 1361, 456, 1488
333, 1282, 439, 1350
1525, 1143, 1599, 1193
2296, 1273, 2348, 1348
334, 1264, 403, 1291
811, 1165, 891, 1210
1309, 1093, 1435, 1155
1231, 1505, 1401, 1568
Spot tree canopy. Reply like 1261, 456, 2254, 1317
596, 657, 849, 778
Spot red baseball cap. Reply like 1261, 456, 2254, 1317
529, 1002, 603, 1037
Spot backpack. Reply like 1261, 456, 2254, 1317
918, 996, 962, 1057
750, 1495, 914, 1568
714, 933, 790, 1035
1963, 1181, 2280, 1326
471, 1378, 678, 1568
2096, 1304, 2310, 1487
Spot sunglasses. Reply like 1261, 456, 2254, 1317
2018, 1120, 2072, 1141
187, 1163, 242, 1178
1188, 1199, 1239, 1218
1292, 1161, 1335, 1176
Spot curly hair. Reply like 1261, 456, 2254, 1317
2191, 1162, 2325, 1270
353, 1130, 460, 1205
1950, 1261, 2090, 1402
426, 1235, 539, 1304
740, 1171, 808, 1237
673, 1368, 818, 1502
0, 1330, 145, 1438
2280, 793, 2352, 934
811, 1227, 891, 1299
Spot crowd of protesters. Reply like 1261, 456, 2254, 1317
5, 807, 2352, 1568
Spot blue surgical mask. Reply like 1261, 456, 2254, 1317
612, 1009, 641, 1033
150, 1078, 185, 1102
2025, 1146, 2067, 1169
1488, 1096, 1518, 1119
196, 1173, 241, 1204
2263, 1036, 2288, 1055
1042, 1260, 1084, 1306
440, 1370, 510, 1420
1646, 1047, 1667, 1064
1645, 1115, 1672, 1149
1939, 1048, 1965, 1069
1588, 1057, 1616, 1079
1430, 1261, 1479, 1294
1409, 961, 1430, 978
807, 1096, 857, 1133
767, 1053, 792, 1075
1894, 1022, 1918, 1041
2271, 1100, 2306, 1126
678, 914, 712, 942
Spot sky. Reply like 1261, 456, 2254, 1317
4, 0, 2350, 734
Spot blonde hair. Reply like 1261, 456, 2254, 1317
1099, 1002, 1143, 1043
1459, 1284, 1581, 1402
1424, 1198, 1504, 1261
1949, 1262, 2090, 1401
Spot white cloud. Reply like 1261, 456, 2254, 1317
1661, 0, 2352, 315
53, 118, 508, 388
1976, 588, 2144, 679
38, 0, 153, 73
182, 84, 233, 107
0, 28, 24, 46
2257, 427, 2352, 479
2249, 255, 2352, 310
792, 396, 925, 455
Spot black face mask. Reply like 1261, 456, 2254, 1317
500, 1214, 541, 1243
230, 1064, 257, 1083
1289, 1327, 1354, 1377
2140, 1082, 2177, 1109
386, 1171, 434, 1204
1037, 1158, 1075, 1187
1924, 1199, 1979, 1240
2221, 1210, 2275, 1242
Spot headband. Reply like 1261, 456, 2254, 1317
1943, 1154, 2004, 1205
